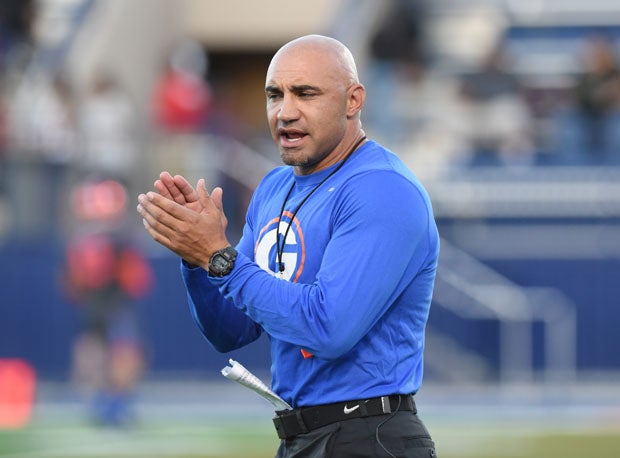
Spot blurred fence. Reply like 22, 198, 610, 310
426, 165, 620, 381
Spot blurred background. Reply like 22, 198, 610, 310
0, 0, 619, 457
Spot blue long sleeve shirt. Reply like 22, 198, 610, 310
181, 140, 439, 408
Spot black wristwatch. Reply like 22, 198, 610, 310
208, 246, 237, 277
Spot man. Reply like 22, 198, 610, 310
137, 35, 439, 458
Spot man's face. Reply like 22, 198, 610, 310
265, 47, 350, 174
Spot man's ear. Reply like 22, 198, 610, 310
346, 83, 365, 118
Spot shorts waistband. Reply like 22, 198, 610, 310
272, 394, 416, 440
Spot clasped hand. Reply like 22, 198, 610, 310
136, 171, 230, 269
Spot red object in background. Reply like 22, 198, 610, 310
65, 233, 117, 291
153, 69, 211, 132
71, 179, 128, 223
64, 233, 154, 301
116, 247, 154, 299
0, 359, 36, 429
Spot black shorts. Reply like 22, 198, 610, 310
275, 410, 437, 458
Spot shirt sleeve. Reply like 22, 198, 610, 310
181, 262, 263, 352
210, 171, 435, 360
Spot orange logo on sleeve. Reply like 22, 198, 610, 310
300, 349, 314, 359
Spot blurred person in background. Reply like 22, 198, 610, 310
0, 0, 46, 235
152, 44, 211, 135
0, 91, 7, 237
78, 72, 140, 189
364, 0, 467, 178
552, 35, 620, 165
138, 35, 439, 458
63, 177, 153, 426
364, 0, 428, 146
151, 39, 212, 177
0, 0, 35, 80
458, 41, 535, 166
4, 70, 78, 237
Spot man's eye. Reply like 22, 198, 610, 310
267, 93, 282, 100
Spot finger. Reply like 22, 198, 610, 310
173, 175, 199, 203
138, 192, 193, 235
137, 197, 204, 264
160, 171, 174, 182
140, 211, 171, 245
137, 197, 192, 249
137, 195, 170, 233
158, 171, 189, 205
137, 200, 173, 246
154, 179, 173, 200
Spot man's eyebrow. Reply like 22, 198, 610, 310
290, 84, 321, 93
265, 84, 322, 93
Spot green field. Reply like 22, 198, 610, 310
1, 382, 618, 458
1, 414, 619, 458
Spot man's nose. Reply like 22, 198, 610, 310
277, 94, 300, 122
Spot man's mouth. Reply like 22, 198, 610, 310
278, 129, 307, 146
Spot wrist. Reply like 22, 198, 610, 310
182, 259, 200, 269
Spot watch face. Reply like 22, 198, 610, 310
211, 254, 229, 272
209, 247, 237, 276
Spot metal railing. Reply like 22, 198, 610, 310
432, 238, 577, 383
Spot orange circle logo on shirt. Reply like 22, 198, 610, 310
255, 212, 305, 283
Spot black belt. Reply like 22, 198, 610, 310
272, 394, 416, 440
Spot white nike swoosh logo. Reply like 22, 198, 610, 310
343, 404, 360, 414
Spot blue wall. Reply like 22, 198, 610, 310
0, 236, 270, 381
432, 216, 620, 376
1, 221, 618, 382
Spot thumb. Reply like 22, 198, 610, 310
211, 187, 224, 212
211, 186, 228, 229
196, 179, 212, 208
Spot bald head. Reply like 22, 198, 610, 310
265, 34, 366, 175
268, 35, 360, 86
